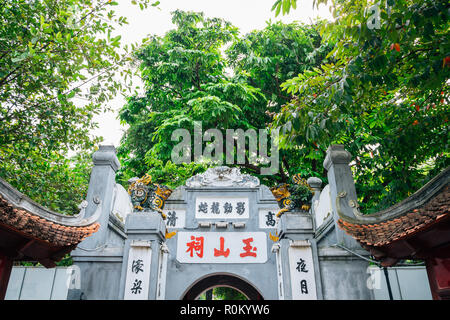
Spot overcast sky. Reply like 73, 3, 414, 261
85, 0, 332, 147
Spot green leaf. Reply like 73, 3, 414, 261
67, 90, 76, 99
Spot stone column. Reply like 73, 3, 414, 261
323, 144, 362, 249
317, 144, 374, 300
71, 145, 124, 300
79, 145, 120, 249
276, 212, 323, 300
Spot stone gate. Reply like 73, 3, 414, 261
71, 145, 373, 300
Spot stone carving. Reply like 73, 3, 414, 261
185, 166, 260, 188
270, 174, 313, 217
128, 174, 173, 219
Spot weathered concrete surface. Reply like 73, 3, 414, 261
71, 145, 126, 300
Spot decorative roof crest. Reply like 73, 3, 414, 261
185, 166, 260, 188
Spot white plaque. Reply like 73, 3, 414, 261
195, 197, 249, 219
124, 242, 152, 300
258, 209, 278, 229
176, 232, 267, 263
163, 209, 186, 229
288, 243, 317, 300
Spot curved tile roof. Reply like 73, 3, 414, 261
0, 195, 99, 247
0, 177, 100, 249
338, 185, 450, 247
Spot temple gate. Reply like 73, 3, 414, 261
71, 145, 374, 300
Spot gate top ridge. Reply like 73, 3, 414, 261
185, 166, 260, 188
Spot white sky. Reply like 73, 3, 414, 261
87, 0, 332, 147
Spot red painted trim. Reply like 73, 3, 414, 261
426, 258, 450, 300
0, 254, 13, 300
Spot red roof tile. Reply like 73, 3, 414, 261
0, 195, 99, 247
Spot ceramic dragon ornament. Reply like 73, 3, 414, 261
128, 174, 173, 217
127, 174, 175, 238
270, 174, 313, 218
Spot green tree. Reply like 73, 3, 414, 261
271, 0, 299, 17
272, 0, 449, 211
117, 11, 331, 188
0, 0, 157, 214
197, 287, 247, 300
0, 149, 93, 215
226, 20, 333, 182
117, 10, 260, 187
212, 287, 247, 300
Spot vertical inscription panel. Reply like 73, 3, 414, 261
288, 244, 317, 300
258, 209, 279, 229
163, 209, 186, 229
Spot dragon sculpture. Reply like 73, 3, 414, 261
128, 174, 175, 239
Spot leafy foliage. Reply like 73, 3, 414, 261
271, 0, 298, 17
0, 149, 93, 215
0, 0, 156, 214
117, 10, 247, 186
118, 11, 332, 188
272, 0, 449, 211
197, 287, 248, 300
212, 287, 248, 300
289, 183, 313, 204
226, 20, 334, 184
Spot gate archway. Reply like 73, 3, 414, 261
182, 273, 264, 300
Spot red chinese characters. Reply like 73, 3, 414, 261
186, 236, 204, 258
214, 236, 230, 257
239, 237, 257, 258
184, 234, 261, 261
